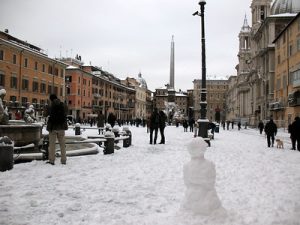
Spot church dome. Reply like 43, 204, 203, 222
271, 0, 300, 15
137, 72, 148, 89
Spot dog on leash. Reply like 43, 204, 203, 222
275, 139, 284, 149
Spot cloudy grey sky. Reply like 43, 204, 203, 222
1, 0, 254, 91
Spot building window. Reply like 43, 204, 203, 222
0, 71, 5, 87
291, 69, 300, 87
10, 96, 17, 102
297, 38, 300, 51
48, 65, 53, 74
32, 81, 39, 92
0, 50, 3, 60
40, 83, 46, 93
21, 97, 28, 105
13, 54, 17, 64
54, 67, 58, 76
24, 58, 28, 67
289, 44, 293, 56
60, 69, 64, 77
42, 64, 45, 72
35, 62, 38, 70
54, 86, 58, 95
48, 85, 52, 94
10, 76, 17, 89
283, 33, 286, 44
22, 79, 29, 90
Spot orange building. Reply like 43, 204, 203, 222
0, 30, 67, 119
273, 12, 300, 125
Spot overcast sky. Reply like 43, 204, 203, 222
1, 0, 255, 91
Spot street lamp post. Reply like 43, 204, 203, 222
193, 0, 208, 138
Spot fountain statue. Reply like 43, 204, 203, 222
24, 105, 37, 123
164, 101, 184, 124
0, 89, 9, 125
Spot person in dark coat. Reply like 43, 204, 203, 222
189, 118, 195, 132
183, 119, 188, 132
238, 121, 241, 130
289, 116, 300, 151
107, 112, 116, 128
149, 108, 160, 144
159, 111, 167, 144
44, 94, 68, 165
258, 120, 264, 134
97, 111, 105, 135
264, 119, 277, 147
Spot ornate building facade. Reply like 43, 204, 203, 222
228, 0, 300, 127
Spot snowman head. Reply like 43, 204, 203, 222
186, 137, 207, 158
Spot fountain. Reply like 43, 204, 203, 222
0, 88, 42, 150
164, 101, 185, 124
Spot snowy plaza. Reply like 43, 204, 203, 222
1, 125, 300, 225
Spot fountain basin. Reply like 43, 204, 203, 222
14, 135, 100, 162
0, 123, 42, 147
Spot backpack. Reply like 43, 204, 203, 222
49, 101, 66, 125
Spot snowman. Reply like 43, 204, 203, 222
182, 137, 224, 215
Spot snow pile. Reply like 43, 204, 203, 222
0, 136, 14, 147
182, 137, 224, 216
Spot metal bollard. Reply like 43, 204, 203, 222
122, 127, 131, 147
75, 123, 81, 135
103, 131, 115, 155
0, 136, 14, 172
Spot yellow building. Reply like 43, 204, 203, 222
273, 12, 300, 125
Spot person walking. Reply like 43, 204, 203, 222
189, 118, 195, 132
258, 120, 264, 134
183, 119, 188, 132
264, 119, 277, 148
238, 121, 241, 130
290, 116, 300, 151
107, 112, 116, 128
97, 111, 105, 135
44, 94, 68, 165
149, 108, 160, 144
159, 110, 167, 144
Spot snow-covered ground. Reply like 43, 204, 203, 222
1, 125, 300, 225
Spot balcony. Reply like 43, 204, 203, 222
269, 102, 284, 111
288, 91, 300, 107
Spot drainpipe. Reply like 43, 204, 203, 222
19, 49, 24, 102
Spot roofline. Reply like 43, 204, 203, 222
273, 12, 300, 43
254, 13, 297, 39
0, 38, 68, 67
0, 30, 42, 51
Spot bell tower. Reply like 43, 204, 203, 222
238, 15, 251, 75
250, 0, 272, 32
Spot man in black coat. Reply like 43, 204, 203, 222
264, 119, 277, 147
290, 116, 300, 151
159, 111, 167, 144
149, 108, 160, 144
